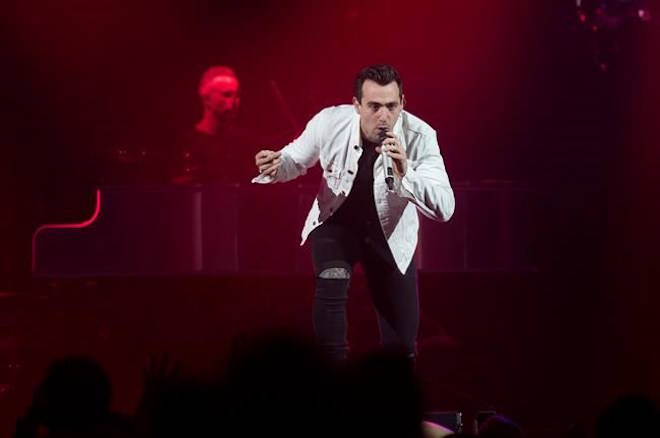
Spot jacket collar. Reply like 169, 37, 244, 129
352, 111, 407, 151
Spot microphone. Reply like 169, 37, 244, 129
378, 128, 395, 191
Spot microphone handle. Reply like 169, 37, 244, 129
381, 149, 395, 191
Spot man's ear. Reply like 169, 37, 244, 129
401, 94, 406, 109
352, 96, 360, 114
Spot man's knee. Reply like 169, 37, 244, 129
318, 267, 351, 280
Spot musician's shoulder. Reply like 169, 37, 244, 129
316, 104, 354, 119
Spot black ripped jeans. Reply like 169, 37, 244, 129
310, 221, 419, 361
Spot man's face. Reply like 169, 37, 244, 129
203, 75, 240, 118
353, 79, 403, 143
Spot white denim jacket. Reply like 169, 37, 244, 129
252, 104, 455, 273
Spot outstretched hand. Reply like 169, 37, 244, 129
375, 131, 407, 178
255, 150, 282, 177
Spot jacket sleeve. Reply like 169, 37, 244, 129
397, 128, 455, 222
251, 111, 322, 184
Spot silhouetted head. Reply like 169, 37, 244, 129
596, 394, 659, 438
37, 356, 112, 432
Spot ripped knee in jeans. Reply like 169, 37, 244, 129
318, 267, 351, 280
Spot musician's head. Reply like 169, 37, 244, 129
198, 66, 240, 119
353, 64, 405, 143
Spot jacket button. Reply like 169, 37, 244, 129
353, 145, 359, 150
347, 169, 355, 175
313, 221, 317, 225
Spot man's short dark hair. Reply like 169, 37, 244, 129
354, 64, 403, 103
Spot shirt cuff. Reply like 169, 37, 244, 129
397, 163, 416, 200
251, 173, 275, 184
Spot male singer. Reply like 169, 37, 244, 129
253, 65, 454, 360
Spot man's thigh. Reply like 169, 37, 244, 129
310, 223, 359, 276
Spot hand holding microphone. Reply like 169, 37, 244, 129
376, 128, 407, 191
